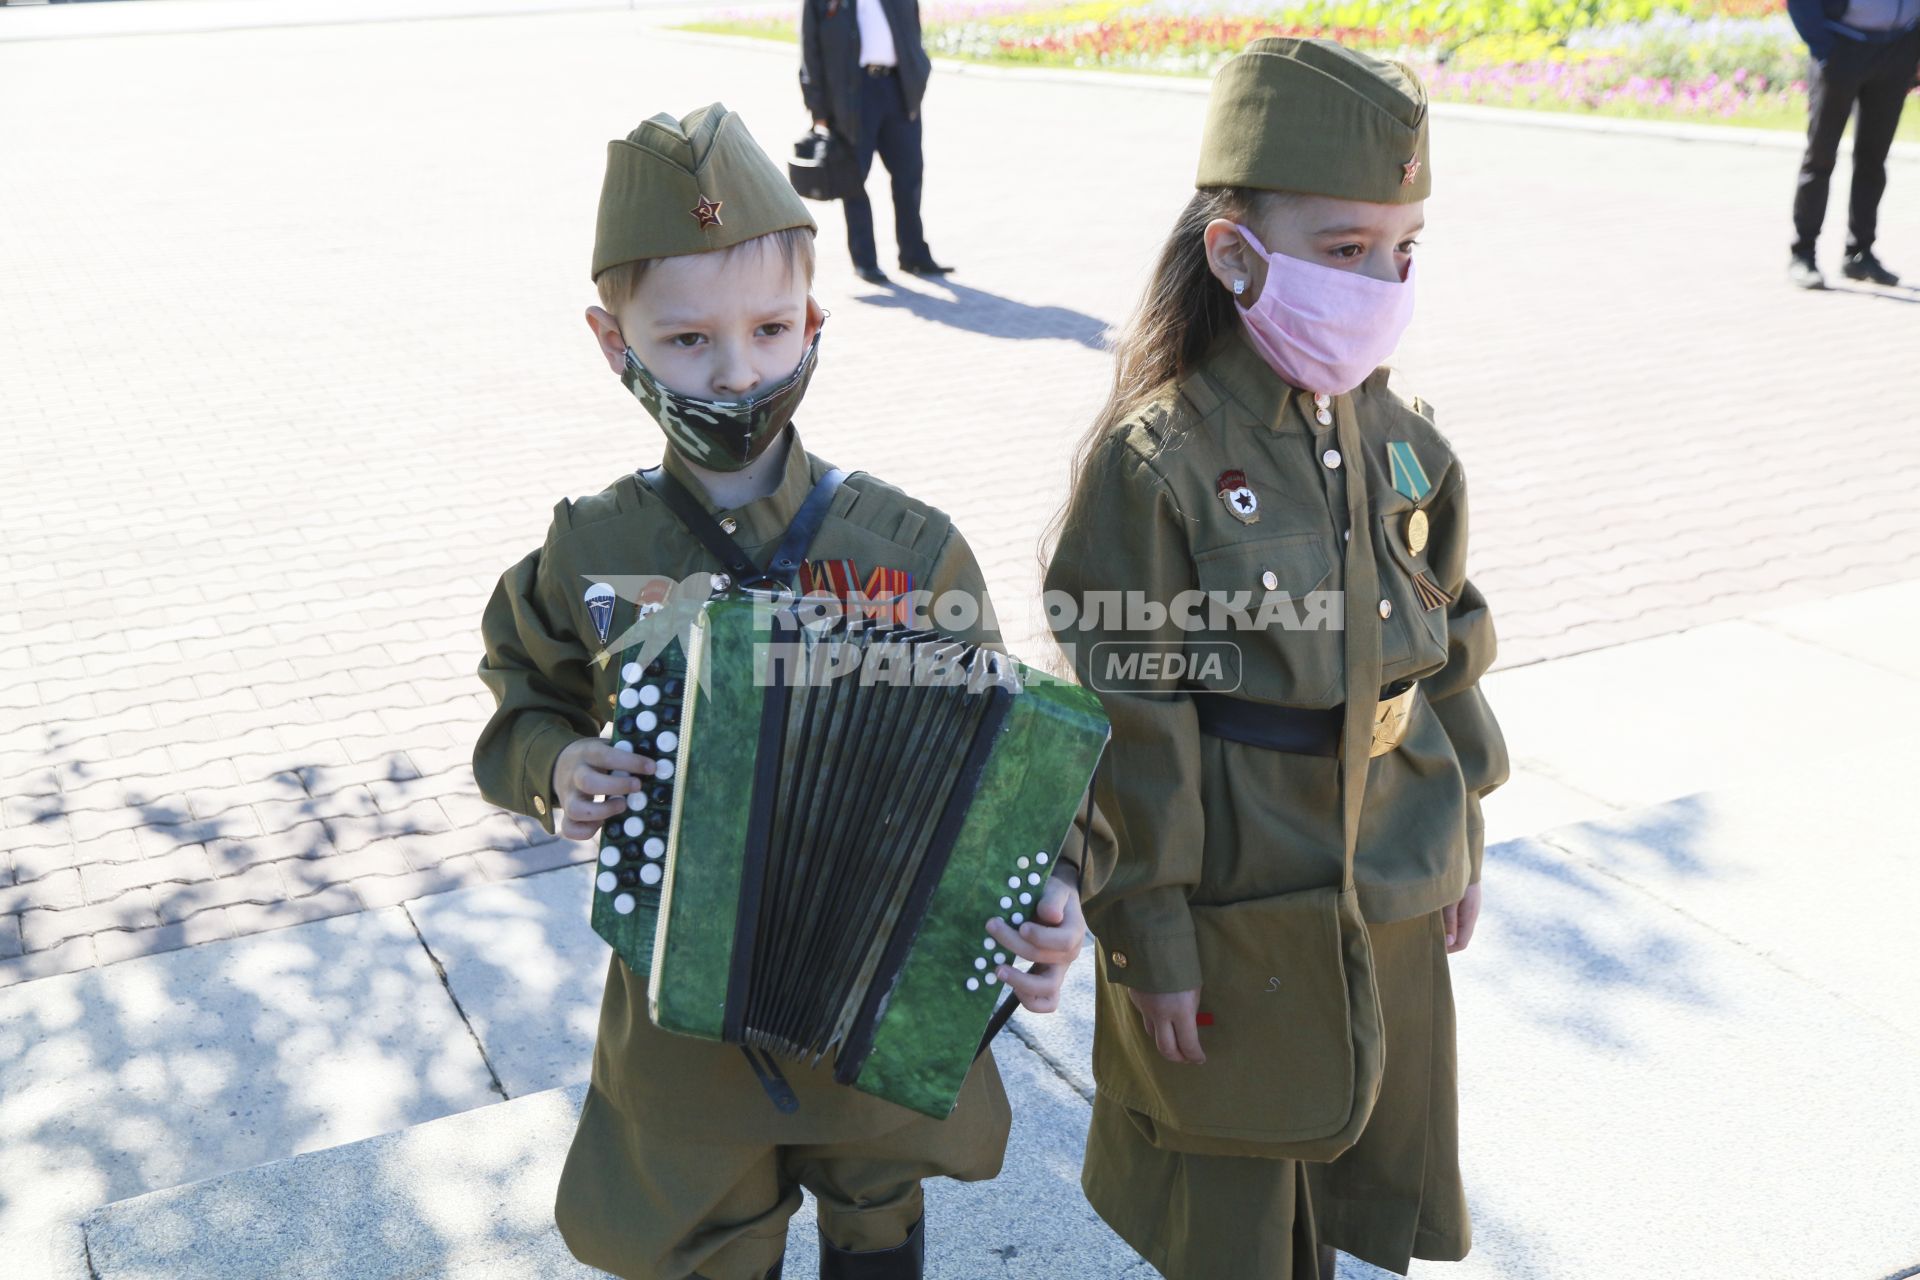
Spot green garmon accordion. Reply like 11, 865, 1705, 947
592, 594, 1109, 1119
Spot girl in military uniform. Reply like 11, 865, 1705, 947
474, 104, 1088, 1280
1044, 39, 1508, 1280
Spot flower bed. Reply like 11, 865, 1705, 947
684, 0, 1920, 137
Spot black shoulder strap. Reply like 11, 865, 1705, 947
765, 466, 847, 586
637, 465, 848, 590
637, 466, 759, 582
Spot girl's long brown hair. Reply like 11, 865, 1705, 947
1041, 186, 1262, 566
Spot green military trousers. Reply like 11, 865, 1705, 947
1306, 909, 1469, 1275
554, 1065, 1011, 1280
1082, 909, 1465, 1280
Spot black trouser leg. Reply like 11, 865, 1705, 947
1845, 35, 1920, 256
1793, 44, 1866, 260
871, 77, 929, 266
819, 1214, 924, 1279
842, 79, 886, 272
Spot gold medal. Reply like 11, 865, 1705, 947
1406, 508, 1429, 555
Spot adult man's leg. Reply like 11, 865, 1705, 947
1792, 41, 1867, 287
1842, 33, 1920, 283
871, 76, 943, 274
843, 75, 887, 283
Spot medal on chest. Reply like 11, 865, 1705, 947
1215, 470, 1260, 525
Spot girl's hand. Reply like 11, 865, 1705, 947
1127, 986, 1205, 1064
1443, 882, 1482, 954
551, 738, 655, 841
985, 866, 1085, 1013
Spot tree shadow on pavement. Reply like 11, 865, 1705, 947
852, 277, 1111, 349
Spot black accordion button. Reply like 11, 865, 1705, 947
645, 658, 665, 677
616, 716, 636, 734
617, 866, 641, 887
662, 677, 684, 697
645, 810, 669, 831
661, 707, 681, 726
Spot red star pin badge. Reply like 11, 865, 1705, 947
1401, 157, 1421, 187
691, 195, 724, 229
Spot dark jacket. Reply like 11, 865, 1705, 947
1788, 0, 1917, 58
800, 0, 932, 137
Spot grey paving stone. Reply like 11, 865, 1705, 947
0, 907, 496, 1270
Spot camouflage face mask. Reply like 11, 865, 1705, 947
620, 329, 822, 472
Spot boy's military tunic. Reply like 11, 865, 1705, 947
474, 435, 1012, 1279
1047, 330, 1508, 1277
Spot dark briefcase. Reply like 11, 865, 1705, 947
788, 127, 860, 202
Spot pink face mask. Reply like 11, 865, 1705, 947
1232, 223, 1417, 397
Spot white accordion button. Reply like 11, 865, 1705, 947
1028, 873, 1042, 886
640, 863, 663, 886
1007, 876, 1021, 889
618, 688, 640, 709
622, 662, 641, 683
613, 893, 636, 915
966, 978, 980, 991
982, 938, 994, 950
1017, 856, 1030, 870
1020, 893, 1032, 905
600, 847, 620, 868
974, 957, 988, 971
623, 817, 643, 837
613, 740, 633, 753
644, 837, 666, 859
985, 973, 998, 985
1035, 852, 1049, 864
627, 792, 647, 812
995, 952, 1006, 964
656, 759, 675, 780
1011, 913, 1024, 925
657, 731, 679, 752
637, 710, 658, 732
638, 684, 662, 707
999, 897, 1013, 910
597, 871, 617, 893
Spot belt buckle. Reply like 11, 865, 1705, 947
1367, 685, 1416, 758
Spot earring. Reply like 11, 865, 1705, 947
1232, 279, 1246, 296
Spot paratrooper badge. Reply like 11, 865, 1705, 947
1216, 470, 1260, 525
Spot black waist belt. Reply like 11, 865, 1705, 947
863, 63, 898, 76
1190, 683, 1413, 757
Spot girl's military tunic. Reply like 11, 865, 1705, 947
474, 438, 1014, 1280
1046, 329, 1508, 1278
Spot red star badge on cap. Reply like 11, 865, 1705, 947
1401, 157, 1421, 187
691, 195, 724, 229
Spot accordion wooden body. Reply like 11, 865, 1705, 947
591, 595, 1109, 1118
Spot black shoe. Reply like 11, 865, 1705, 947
1787, 254, 1826, 290
1842, 251, 1900, 285
820, 1215, 924, 1279
899, 258, 953, 277
855, 265, 892, 285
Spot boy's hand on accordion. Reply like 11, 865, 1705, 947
984, 867, 1085, 1014
552, 738, 656, 841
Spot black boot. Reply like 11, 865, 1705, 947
819, 1215, 924, 1279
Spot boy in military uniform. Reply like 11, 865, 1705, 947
472, 104, 1087, 1280
1045, 41, 1508, 1279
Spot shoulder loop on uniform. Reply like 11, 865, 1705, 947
550, 497, 575, 534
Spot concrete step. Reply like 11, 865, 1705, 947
68, 1039, 1155, 1280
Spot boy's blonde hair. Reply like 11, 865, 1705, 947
596, 227, 817, 316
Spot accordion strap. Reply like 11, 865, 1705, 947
637, 463, 849, 591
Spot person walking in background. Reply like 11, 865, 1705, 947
1786, 0, 1920, 288
800, 0, 953, 285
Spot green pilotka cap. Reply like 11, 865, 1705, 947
1197, 38, 1432, 204
591, 102, 817, 281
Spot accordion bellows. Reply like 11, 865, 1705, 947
592, 596, 1109, 1119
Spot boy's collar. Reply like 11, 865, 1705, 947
660, 429, 823, 550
